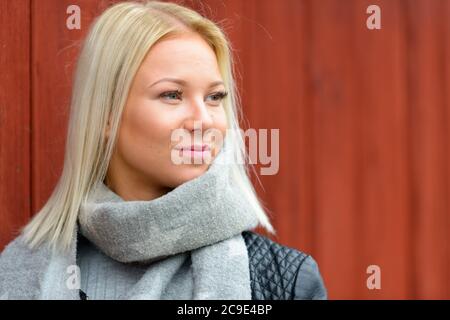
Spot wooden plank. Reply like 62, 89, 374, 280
308, 0, 363, 299
0, 0, 31, 250
351, 0, 413, 299
406, 0, 449, 299
446, 0, 450, 300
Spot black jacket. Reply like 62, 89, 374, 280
79, 230, 327, 300
242, 231, 327, 300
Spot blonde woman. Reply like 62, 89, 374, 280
0, 0, 326, 300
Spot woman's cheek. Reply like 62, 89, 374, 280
211, 108, 228, 154
126, 100, 169, 142
117, 106, 164, 167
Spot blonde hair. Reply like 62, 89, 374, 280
22, 0, 275, 253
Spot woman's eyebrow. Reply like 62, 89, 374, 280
148, 77, 224, 88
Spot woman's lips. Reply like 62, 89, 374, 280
174, 144, 212, 161
175, 144, 210, 151
180, 149, 209, 158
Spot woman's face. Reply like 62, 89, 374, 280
105, 32, 228, 200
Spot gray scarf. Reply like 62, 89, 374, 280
0, 143, 259, 299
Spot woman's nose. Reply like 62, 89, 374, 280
183, 98, 214, 132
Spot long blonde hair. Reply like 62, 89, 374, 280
22, 0, 275, 253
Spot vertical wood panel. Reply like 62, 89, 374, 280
447, 0, 450, 300
352, 0, 412, 299
0, 0, 31, 250
406, 0, 449, 299
309, 0, 362, 298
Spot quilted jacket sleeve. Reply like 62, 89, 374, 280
293, 255, 327, 300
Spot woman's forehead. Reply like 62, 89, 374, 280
136, 34, 223, 86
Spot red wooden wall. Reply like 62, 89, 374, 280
1, 0, 449, 299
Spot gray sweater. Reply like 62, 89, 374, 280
76, 235, 194, 299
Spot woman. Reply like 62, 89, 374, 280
0, 0, 327, 300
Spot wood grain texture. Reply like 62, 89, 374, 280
0, 0, 31, 248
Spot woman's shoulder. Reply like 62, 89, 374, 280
1, 234, 30, 264
0, 234, 51, 299
0, 233, 47, 261
241, 231, 327, 300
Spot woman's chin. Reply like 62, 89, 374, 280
168, 164, 210, 187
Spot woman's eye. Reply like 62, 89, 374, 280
206, 91, 228, 105
159, 90, 228, 105
160, 90, 182, 101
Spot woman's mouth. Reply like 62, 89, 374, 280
173, 144, 212, 162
